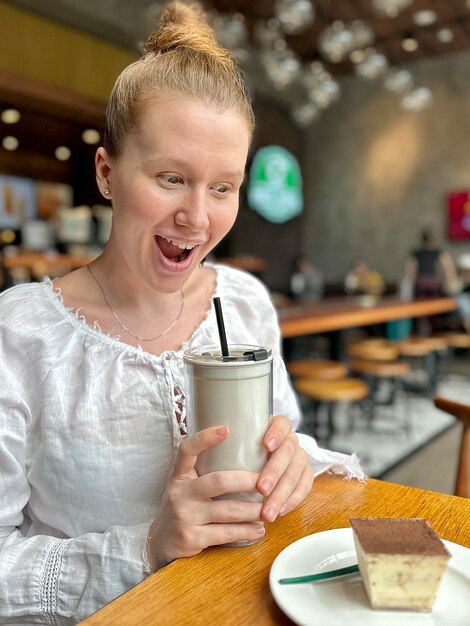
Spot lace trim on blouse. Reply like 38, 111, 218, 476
44, 276, 195, 436
40, 539, 69, 625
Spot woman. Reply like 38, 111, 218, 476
0, 3, 362, 623
403, 228, 457, 298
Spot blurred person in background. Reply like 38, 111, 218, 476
344, 257, 384, 297
402, 228, 458, 335
289, 253, 324, 302
402, 227, 457, 298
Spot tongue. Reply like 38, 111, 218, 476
156, 236, 183, 260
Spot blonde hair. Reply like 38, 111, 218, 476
103, 1, 254, 156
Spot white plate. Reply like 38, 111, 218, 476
269, 527, 470, 626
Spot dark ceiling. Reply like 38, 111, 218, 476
2, 0, 470, 199
6, 0, 470, 75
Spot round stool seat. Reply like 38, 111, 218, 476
444, 333, 470, 349
347, 339, 398, 362
397, 337, 442, 357
294, 377, 369, 402
427, 336, 448, 351
287, 360, 348, 380
350, 358, 411, 378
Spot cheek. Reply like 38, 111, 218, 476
214, 205, 239, 236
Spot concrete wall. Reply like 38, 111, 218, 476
301, 49, 470, 283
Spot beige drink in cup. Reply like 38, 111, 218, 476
184, 344, 273, 546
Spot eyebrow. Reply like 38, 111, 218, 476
144, 156, 245, 181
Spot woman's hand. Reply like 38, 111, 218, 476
257, 415, 313, 523
147, 426, 265, 571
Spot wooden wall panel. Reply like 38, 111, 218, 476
0, 2, 137, 104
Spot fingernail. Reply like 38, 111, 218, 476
259, 478, 273, 495
256, 524, 266, 536
266, 437, 278, 451
216, 426, 228, 437
279, 505, 288, 516
264, 507, 277, 522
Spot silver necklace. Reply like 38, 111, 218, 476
87, 264, 185, 342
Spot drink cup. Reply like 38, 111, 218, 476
184, 344, 273, 546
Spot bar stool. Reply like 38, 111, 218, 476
347, 339, 399, 362
396, 336, 448, 395
444, 332, 470, 350
434, 396, 470, 498
287, 359, 348, 380
294, 377, 369, 443
349, 358, 412, 431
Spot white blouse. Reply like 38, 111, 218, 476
0, 263, 363, 624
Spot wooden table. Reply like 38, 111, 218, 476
278, 296, 458, 338
3, 252, 93, 271
81, 474, 470, 625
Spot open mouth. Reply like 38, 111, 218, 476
154, 235, 199, 264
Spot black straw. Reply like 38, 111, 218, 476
213, 297, 229, 357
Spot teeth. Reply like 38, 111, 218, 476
162, 236, 197, 250
171, 240, 195, 250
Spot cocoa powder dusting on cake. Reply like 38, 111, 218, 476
349, 517, 450, 556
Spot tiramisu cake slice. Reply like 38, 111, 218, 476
350, 517, 451, 611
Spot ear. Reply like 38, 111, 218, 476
95, 147, 113, 200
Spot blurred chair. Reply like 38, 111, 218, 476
287, 359, 347, 380
434, 396, 470, 498
396, 336, 448, 396
349, 358, 412, 431
347, 338, 399, 362
294, 377, 369, 443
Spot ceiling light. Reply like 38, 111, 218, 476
1, 109, 20, 124
274, 0, 315, 36
384, 68, 414, 93
2, 136, 19, 150
401, 86, 432, 111
291, 102, 319, 127
81, 129, 100, 145
350, 49, 365, 63
55, 146, 71, 161
412, 10, 437, 27
372, 0, 413, 18
436, 28, 454, 44
402, 37, 419, 52
0, 229, 16, 244
355, 49, 388, 80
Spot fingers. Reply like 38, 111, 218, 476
191, 470, 260, 500
204, 498, 263, 524
191, 523, 266, 551
257, 431, 298, 497
263, 414, 293, 452
259, 435, 312, 523
278, 466, 314, 518
173, 425, 229, 476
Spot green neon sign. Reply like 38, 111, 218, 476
247, 145, 303, 223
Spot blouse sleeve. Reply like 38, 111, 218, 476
0, 318, 151, 624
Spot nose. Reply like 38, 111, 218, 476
174, 187, 210, 232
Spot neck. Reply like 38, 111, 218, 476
91, 250, 185, 317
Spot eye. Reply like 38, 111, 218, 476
211, 183, 232, 196
159, 173, 183, 186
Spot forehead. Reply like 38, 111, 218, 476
124, 94, 251, 159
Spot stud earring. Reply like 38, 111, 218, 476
104, 188, 110, 196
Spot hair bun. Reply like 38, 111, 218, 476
144, 1, 224, 58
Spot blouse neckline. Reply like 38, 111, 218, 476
42, 263, 222, 361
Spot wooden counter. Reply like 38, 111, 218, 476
278, 296, 458, 338
81, 474, 470, 625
